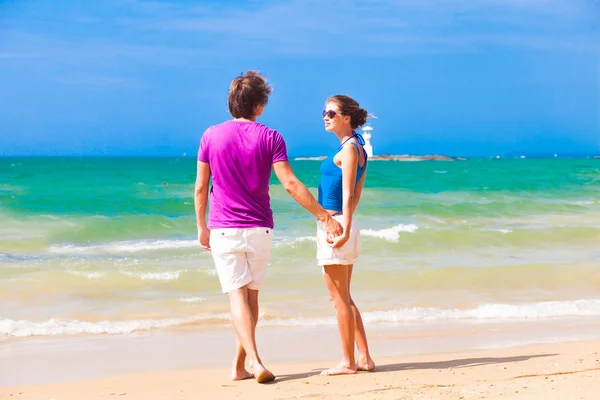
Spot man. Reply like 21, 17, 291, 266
194, 70, 341, 383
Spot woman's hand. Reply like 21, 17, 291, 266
328, 231, 350, 249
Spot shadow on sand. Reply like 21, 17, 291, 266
272, 353, 557, 384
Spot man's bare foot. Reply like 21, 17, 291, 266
320, 362, 358, 376
231, 369, 254, 381
358, 355, 376, 372
251, 364, 275, 383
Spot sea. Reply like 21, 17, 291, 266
1, 157, 599, 344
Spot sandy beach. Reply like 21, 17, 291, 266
2, 338, 599, 400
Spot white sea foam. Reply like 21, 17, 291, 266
363, 299, 600, 323
263, 299, 600, 327
48, 239, 198, 255
569, 200, 595, 206
122, 270, 185, 281
3, 300, 599, 337
273, 225, 417, 247
0, 314, 230, 337
47, 225, 419, 256
360, 224, 418, 242
178, 297, 207, 303
67, 270, 105, 279
484, 228, 513, 234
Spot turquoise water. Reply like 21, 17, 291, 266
1, 157, 599, 338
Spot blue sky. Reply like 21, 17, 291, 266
0, 0, 598, 157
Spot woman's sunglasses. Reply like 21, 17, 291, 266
322, 110, 339, 118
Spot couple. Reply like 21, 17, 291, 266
194, 70, 375, 383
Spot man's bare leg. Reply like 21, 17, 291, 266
228, 286, 275, 383
348, 265, 375, 371
231, 289, 259, 380
321, 264, 358, 376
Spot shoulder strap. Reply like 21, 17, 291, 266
346, 141, 367, 169
348, 141, 361, 155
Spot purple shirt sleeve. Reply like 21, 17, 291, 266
272, 131, 288, 164
197, 128, 211, 162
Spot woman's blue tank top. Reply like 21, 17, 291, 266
318, 132, 368, 211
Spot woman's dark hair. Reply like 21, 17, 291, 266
327, 95, 368, 130
228, 70, 272, 119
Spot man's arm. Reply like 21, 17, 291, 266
194, 161, 211, 251
272, 161, 342, 238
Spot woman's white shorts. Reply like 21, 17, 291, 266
316, 215, 361, 266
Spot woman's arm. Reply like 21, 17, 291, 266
194, 161, 211, 251
328, 143, 358, 248
352, 164, 367, 214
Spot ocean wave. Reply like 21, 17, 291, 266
568, 200, 597, 206
47, 229, 420, 255
360, 224, 418, 242
66, 270, 105, 279
262, 299, 600, 327
272, 225, 418, 247
0, 314, 230, 337
484, 228, 513, 234
178, 297, 208, 303
122, 270, 186, 281
48, 239, 198, 255
3, 299, 599, 337
361, 299, 600, 322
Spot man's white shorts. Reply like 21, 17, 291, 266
210, 227, 273, 293
316, 215, 361, 266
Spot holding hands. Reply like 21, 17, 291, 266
322, 214, 349, 249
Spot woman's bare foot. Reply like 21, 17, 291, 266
231, 369, 254, 381
320, 362, 358, 376
251, 363, 275, 383
358, 355, 376, 372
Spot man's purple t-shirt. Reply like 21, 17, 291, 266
197, 120, 288, 229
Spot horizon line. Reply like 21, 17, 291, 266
1, 154, 599, 159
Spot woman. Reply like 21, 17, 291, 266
194, 70, 341, 383
316, 94, 376, 376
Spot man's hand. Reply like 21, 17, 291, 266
198, 227, 211, 251
322, 213, 343, 239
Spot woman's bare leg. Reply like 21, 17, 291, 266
348, 265, 375, 371
321, 264, 358, 376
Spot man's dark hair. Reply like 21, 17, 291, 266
228, 70, 272, 119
